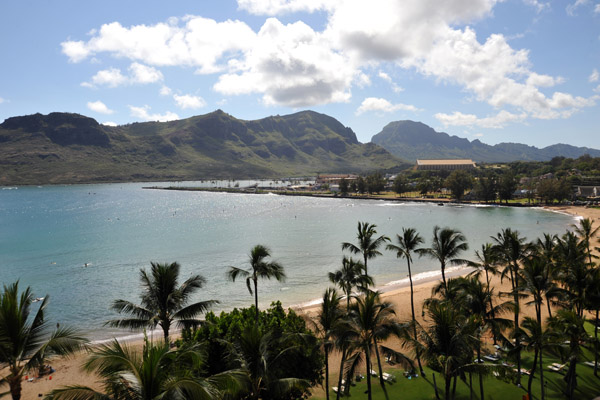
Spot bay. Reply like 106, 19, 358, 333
0, 182, 576, 340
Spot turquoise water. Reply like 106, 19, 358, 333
0, 183, 576, 340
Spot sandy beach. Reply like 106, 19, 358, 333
15, 204, 597, 400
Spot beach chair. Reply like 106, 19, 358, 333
382, 372, 396, 382
370, 369, 378, 377
584, 361, 596, 368
548, 363, 565, 372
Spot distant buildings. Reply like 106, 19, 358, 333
315, 174, 358, 185
416, 159, 476, 171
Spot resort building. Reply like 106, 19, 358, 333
315, 174, 358, 185
576, 186, 600, 198
416, 159, 476, 171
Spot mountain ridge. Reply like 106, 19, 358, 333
371, 120, 600, 162
0, 110, 403, 185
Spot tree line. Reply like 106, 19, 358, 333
2, 218, 600, 399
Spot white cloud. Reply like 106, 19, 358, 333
129, 62, 163, 84
356, 97, 420, 115
0, 97, 5, 104
377, 71, 403, 92
237, 0, 336, 14
523, 0, 550, 12
129, 105, 179, 122
435, 110, 527, 129
589, 69, 599, 83
160, 86, 172, 96
595, 4, 600, 13
63, 0, 595, 120
61, 17, 256, 74
173, 94, 206, 109
566, 0, 589, 15
88, 68, 127, 88
214, 18, 357, 107
87, 100, 114, 114
102, 121, 118, 126
83, 63, 163, 88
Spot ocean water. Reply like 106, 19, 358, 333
0, 182, 576, 340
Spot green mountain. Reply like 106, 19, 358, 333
371, 120, 600, 163
0, 110, 403, 185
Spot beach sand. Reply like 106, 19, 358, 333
16, 205, 596, 400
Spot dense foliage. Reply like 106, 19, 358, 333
184, 302, 324, 399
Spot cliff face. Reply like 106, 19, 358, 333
0, 110, 402, 185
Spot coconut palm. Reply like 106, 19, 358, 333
342, 221, 389, 277
556, 231, 590, 317
313, 288, 344, 400
572, 217, 600, 265
108, 262, 217, 342
0, 282, 87, 400
455, 276, 512, 400
230, 324, 310, 400
414, 300, 477, 400
328, 256, 372, 309
328, 257, 372, 399
45, 338, 242, 400
548, 310, 590, 400
585, 268, 600, 376
467, 243, 501, 344
491, 228, 530, 386
387, 227, 427, 375
535, 233, 560, 317
348, 291, 403, 400
519, 317, 551, 400
424, 226, 469, 291
227, 245, 286, 322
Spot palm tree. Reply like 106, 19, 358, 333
548, 310, 590, 400
231, 324, 310, 400
342, 221, 389, 277
328, 256, 372, 399
0, 282, 87, 400
424, 226, 469, 291
455, 276, 512, 400
46, 338, 242, 400
535, 233, 559, 318
348, 291, 403, 400
572, 217, 600, 265
414, 300, 477, 400
328, 256, 372, 309
387, 227, 427, 375
491, 228, 529, 386
108, 261, 217, 342
227, 245, 286, 322
556, 231, 589, 317
313, 288, 343, 400
585, 268, 600, 376
467, 243, 501, 344
520, 317, 551, 400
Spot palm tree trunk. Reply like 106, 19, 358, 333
364, 254, 368, 277
254, 278, 259, 322
441, 261, 447, 291
325, 347, 330, 400
373, 338, 389, 400
8, 376, 22, 400
451, 374, 457, 400
595, 309, 599, 377
539, 343, 545, 400
546, 294, 553, 319
335, 348, 346, 400
366, 346, 372, 400
527, 348, 538, 400
510, 265, 521, 387
485, 269, 498, 345
444, 374, 451, 400
408, 260, 425, 375
162, 320, 170, 342
469, 372, 473, 400
477, 341, 484, 400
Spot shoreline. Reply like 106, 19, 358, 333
17, 204, 591, 399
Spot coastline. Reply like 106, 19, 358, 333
17, 204, 592, 399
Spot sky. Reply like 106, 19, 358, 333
0, 0, 599, 148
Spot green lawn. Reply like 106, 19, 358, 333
312, 355, 600, 400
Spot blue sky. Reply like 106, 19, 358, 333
1, 0, 599, 148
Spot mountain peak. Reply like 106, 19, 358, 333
371, 120, 600, 162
